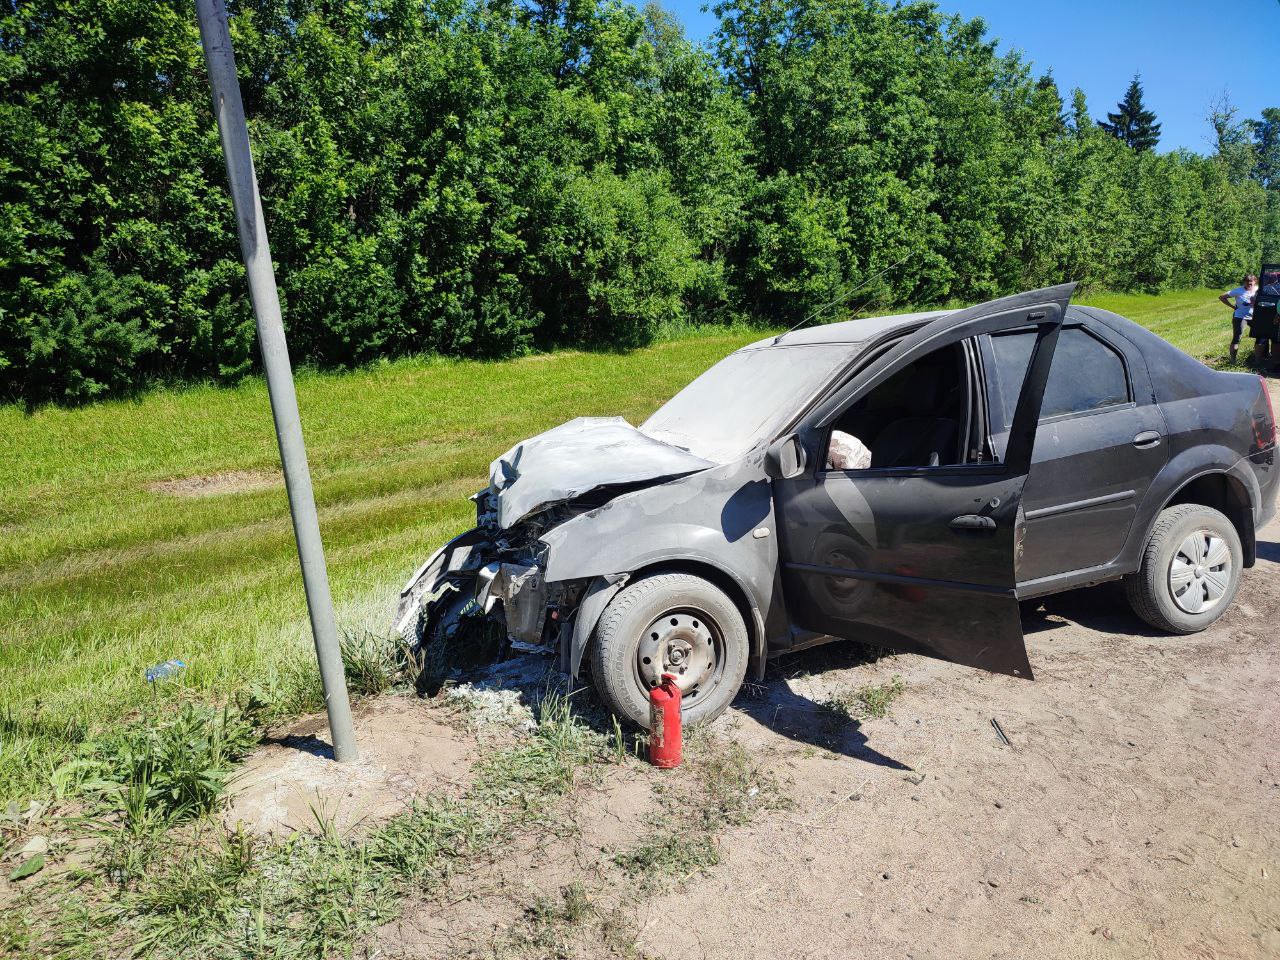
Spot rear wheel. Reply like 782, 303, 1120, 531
1124, 504, 1242, 633
589, 572, 749, 729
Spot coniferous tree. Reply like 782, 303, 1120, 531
1034, 71, 1068, 139
1100, 74, 1161, 152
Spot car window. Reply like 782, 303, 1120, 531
988, 327, 1129, 429
823, 340, 975, 470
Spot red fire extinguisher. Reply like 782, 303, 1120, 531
648, 673, 682, 769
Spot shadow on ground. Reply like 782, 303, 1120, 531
424, 552, 1280, 772
735, 684, 912, 769
725, 641, 912, 768
1019, 580, 1165, 638
261, 732, 335, 760
726, 575, 1174, 765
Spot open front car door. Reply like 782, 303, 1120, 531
772, 284, 1074, 679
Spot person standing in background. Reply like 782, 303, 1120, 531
1220, 275, 1257, 364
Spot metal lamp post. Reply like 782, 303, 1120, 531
194, 0, 358, 761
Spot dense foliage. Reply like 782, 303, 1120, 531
0, 0, 1273, 405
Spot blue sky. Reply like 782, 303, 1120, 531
659, 0, 1278, 153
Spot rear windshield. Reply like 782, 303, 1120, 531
641, 344, 854, 462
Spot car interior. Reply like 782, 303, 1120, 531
825, 339, 993, 470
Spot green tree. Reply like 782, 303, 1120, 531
1068, 87, 1092, 136
0, 0, 1267, 405
1100, 74, 1161, 152
1252, 107, 1280, 258
1251, 107, 1280, 189
1034, 71, 1069, 140
1206, 93, 1255, 184
1263, 193, 1280, 261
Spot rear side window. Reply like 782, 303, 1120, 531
988, 327, 1130, 429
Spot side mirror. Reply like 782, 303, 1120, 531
764, 434, 808, 480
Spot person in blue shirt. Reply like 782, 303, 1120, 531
1220, 274, 1257, 364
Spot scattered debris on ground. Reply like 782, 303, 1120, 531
225, 696, 475, 837
441, 652, 560, 732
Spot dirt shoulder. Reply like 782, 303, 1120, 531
633, 519, 1280, 960
373, 376, 1280, 960
366, 519, 1280, 960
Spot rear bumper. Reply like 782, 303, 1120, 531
1249, 446, 1279, 531
1256, 485, 1277, 531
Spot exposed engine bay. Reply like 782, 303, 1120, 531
392, 417, 720, 691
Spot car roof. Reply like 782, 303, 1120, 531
743, 309, 952, 350
742, 304, 1116, 352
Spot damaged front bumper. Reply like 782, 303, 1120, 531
392, 527, 490, 637
393, 504, 589, 688
394, 533, 558, 648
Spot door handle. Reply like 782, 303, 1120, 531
1132, 430, 1162, 448
949, 514, 996, 531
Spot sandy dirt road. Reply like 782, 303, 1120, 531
368, 515, 1280, 960
632, 516, 1280, 960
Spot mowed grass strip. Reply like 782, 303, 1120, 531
0, 334, 756, 798
1077, 287, 1238, 362
0, 289, 1234, 799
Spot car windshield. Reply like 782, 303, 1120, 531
640, 343, 854, 463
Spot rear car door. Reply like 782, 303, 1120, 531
772, 285, 1072, 679
981, 318, 1169, 587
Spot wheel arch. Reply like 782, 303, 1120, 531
1157, 470, 1255, 567
568, 556, 766, 681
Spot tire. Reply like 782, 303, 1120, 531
1124, 504, 1243, 634
412, 580, 504, 696
589, 572, 749, 729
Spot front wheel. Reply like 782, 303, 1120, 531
589, 572, 749, 729
1124, 504, 1242, 633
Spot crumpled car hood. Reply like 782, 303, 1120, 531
489, 417, 713, 529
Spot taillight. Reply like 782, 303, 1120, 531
1256, 376, 1276, 450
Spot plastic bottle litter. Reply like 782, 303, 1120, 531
145, 659, 186, 683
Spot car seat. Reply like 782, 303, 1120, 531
869, 368, 959, 468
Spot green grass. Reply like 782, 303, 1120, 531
1075, 287, 1239, 364
0, 334, 758, 799
0, 287, 1235, 800
613, 736, 786, 887
820, 675, 907, 729
9, 689, 616, 959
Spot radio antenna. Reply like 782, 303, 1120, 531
773, 254, 909, 345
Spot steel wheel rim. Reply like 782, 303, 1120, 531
1168, 529, 1232, 614
634, 608, 726, 705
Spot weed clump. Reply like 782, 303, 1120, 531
76, 698, 262, 835
339, 629, 409, 698
820, 675, 906, 729
496, 881, 643, 959
14, 687, 619, 960
614, 738, 787, 887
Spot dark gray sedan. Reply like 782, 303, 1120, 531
396, 284, 1278, 728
